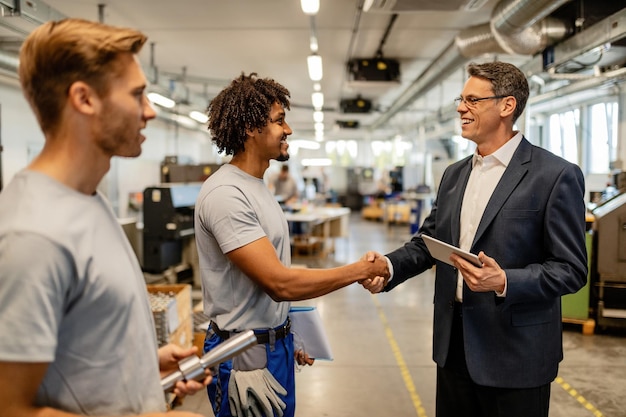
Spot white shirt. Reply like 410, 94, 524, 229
456, 132, 523, 301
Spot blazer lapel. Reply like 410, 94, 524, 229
472, 137, 532, 247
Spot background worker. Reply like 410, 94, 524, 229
0, 18, 210, 417
363, 61, 587, 417
195, 73, 389, 417
272, 164, 299, 205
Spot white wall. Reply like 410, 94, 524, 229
0, 78, 221, 218
0, 77, 44, 186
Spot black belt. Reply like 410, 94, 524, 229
210, 318, 291, 345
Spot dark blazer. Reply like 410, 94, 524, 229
385, 137, 587, 388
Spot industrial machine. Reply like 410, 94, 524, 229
160, 156, 220, 184
142, 184, 201, 273
591, 191, 626, 329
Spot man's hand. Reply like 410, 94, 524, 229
451, 251, 506, 294
359, 251, 389, 293
295, 349, 315, 366
360, 276, 387, 293
158, 344, 212, 397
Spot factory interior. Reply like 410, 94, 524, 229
0, 0, 625, 416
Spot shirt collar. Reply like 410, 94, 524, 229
471, 132, 523, 168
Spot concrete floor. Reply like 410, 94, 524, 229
179, 213, 626, 417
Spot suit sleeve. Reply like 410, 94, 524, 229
383, 171, 449, 291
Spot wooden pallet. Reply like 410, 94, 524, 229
562, 317, 596, 335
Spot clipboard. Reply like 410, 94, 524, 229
289, 306, 334, 361
421, 234, 482, 268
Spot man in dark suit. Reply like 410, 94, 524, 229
363, 61, 587, 417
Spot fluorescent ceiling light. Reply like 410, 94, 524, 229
314, 122, 324, 132
300, 0, 320, 15
309, 35, 319, 53
173, 114, 198, 129
313, 111, 324, 123
307, 54, 323, 81
313, 83, 321, 91
189, 110, 209, 124
302, 158, 332, 167
311, 92, 324, 109
148, 92, 175, 109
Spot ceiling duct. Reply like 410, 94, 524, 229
370, 0, 572, 130
456, 16, 570, 58
0, 0, 65, 37
489, 0, 571, 55
364, 0, 489, 13
456, 0, 571, 58
454, 22, 507, 57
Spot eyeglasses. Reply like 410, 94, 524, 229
454, 95, 508, 108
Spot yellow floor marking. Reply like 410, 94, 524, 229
372, 294, 428, 417
371, 297, 605, 417
555, 376, 603, 416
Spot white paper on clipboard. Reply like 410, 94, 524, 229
421, 234, 482, 267
289, 306, 334, 361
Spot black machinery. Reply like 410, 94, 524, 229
143, 184, 202, 273
160, 156, 220, 184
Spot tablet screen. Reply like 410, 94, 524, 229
421, 234, 482, 268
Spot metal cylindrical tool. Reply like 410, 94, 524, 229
161, 329, 257, 393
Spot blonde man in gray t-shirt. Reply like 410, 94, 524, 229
0, 18, 209, 417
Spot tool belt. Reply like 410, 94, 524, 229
210, 317, 291, 345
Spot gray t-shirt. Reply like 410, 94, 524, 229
0, 170, 165, 414
195, 164, 291, 331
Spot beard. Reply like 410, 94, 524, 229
276, 141, 289, 161
95, 98, 142, 158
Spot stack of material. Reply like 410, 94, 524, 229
147, 284, 193, 349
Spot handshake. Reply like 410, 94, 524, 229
358, 251, 389, 294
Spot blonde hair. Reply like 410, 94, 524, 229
19, 18, 147, 134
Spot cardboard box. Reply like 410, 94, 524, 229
193, 331, 206, 356
147, 284, 192, 348
169, 316, 193, 349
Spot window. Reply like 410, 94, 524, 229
588, 102, 618, 174
548, 109, 579, 164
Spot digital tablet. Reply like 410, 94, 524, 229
421, 234, 482, 268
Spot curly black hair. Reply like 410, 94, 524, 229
207, 72, 291, 156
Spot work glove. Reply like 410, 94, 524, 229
228, 369, 243, 417
229, 368, 287, 417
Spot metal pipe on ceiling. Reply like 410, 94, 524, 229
528, 66, 626, 106
369, 0, 571, 131
0, 50, 18, 74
